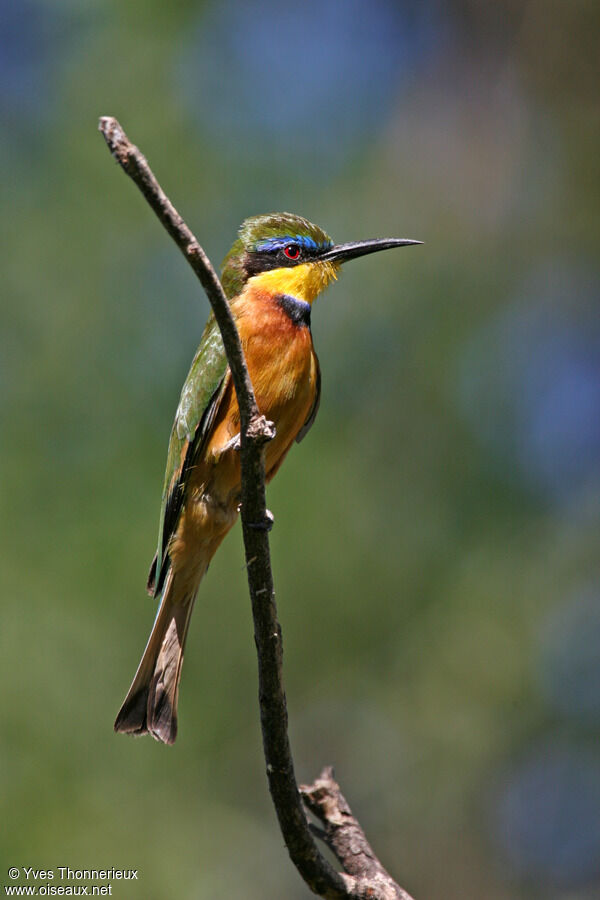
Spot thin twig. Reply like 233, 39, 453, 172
99, 116, 414, 900
97, 116, 259, 439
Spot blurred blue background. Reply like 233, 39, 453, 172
1, 1, 599, 897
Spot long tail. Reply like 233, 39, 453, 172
114, 568, 198, 745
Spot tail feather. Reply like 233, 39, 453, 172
114, 570, 196, 745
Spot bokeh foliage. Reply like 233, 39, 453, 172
2, 1, 600, 897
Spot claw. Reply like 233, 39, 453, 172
221, 432, 241, 452
212, 432, 241, 462
246, 509, 274, 532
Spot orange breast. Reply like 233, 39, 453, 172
204, 286, 318, 493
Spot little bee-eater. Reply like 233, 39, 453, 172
115, 212, 420, 744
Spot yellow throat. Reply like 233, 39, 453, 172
248, 261, 339, 305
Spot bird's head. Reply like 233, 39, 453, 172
221, 212, 420, 304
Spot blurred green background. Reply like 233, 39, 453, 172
2, 1, 600, 897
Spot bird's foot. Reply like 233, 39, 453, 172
212, 432, 241, 462
221, 432, 241, 452
213, 420, 276, 461
246, 509, 274, 532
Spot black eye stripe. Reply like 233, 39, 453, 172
243, 243, 317, 278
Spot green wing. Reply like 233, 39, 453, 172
147, 314, 229, 597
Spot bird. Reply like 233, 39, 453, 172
114, 212, 420, 744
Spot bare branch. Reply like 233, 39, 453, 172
97, 115, 260, 439
301, 768, 415, 900
99, 116, 415, 900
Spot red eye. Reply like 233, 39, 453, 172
284, 244, 300, 260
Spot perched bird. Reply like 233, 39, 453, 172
115, 212, 420, 744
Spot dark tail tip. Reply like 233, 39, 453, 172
114, 689, 149, 737
114, 684, 178, 745
146, 677, 178, 745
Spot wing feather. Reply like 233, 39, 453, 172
295, 356, 321, 443
148, 315, 229, 597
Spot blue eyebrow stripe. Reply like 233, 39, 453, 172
255, 235, 332, 252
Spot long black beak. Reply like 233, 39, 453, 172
320, 237, 422, 264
